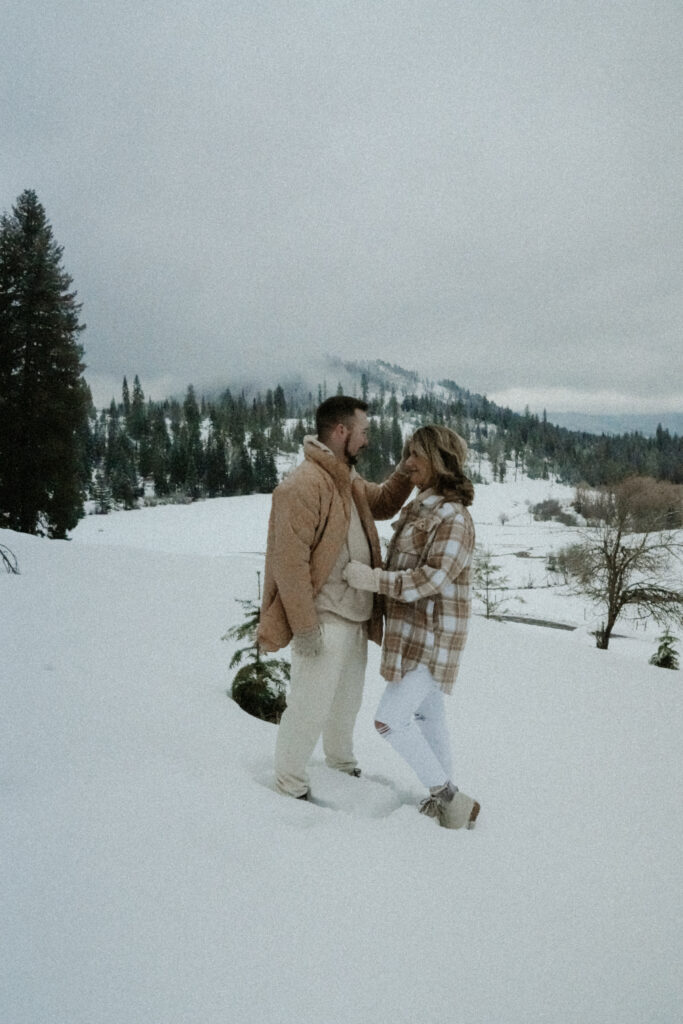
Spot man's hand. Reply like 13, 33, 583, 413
291, 626, 323, 657
343, 561, 382, 592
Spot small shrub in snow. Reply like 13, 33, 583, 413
649, 632, 680, 671
531, 499, 577, 526
532, 498, 563, 521
222, 574, 290, 724
473, 549, 511, 619
230, 661, 288, 723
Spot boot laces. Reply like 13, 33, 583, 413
418, 795, 442, 818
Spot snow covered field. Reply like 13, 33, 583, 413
3, 475, 681, 1023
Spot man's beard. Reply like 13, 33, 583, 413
344, 438, 359, 466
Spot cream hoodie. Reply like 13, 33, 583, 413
306, 438, 374, 624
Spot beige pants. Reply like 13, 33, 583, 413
275, 619, 368, 797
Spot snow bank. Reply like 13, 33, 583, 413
2, 487, 681, 1023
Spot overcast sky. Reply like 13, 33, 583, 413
2, 0, 681, 414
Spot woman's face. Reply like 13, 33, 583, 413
404, 443, 434, 490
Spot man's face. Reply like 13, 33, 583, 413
343, 410, 370, 465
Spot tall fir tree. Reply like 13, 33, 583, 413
105, 420, 139, 509
205, 425, 229, 497
147, 405, 171, 495
231, 444, 255, 494
121, 376, 130, 417
183, 384, 204, 486
273, 384, 287, 419
251, 429, 278, 492
127, 374, 147, 441
0, 190, 89, 537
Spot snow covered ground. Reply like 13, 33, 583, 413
2, 474, 682, 1023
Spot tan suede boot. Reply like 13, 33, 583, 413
419, 782, 480, 830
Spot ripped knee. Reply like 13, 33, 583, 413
374, 719, 390, 736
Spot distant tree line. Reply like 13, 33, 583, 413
88, 372, 681, 512
2, 189, 680, 537
89, 379, 288, 510
400, 382, 682, 486
87, 374, 410, 510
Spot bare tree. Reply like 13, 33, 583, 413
561, 479, 683, 649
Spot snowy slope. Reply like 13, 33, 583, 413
2, 482, 682, 1024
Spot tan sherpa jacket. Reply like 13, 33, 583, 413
257, 437, 413, 651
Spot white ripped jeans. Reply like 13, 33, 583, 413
375, 664, 453, 789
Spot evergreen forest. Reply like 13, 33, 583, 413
86, 363, 682, 518
1, 190, 681, 537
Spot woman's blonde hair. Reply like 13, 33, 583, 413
404, 425, 474, 506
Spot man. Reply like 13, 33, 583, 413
257, 396, 412, 799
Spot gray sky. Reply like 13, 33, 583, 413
2, 0, 681, 414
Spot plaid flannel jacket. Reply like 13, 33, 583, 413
377, 489, 475, 693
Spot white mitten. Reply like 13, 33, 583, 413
291, 626, 323, 658
343, 561, 382, 592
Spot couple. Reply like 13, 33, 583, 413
257, 396, 480, 830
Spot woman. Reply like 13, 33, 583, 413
343, 425, 479, 829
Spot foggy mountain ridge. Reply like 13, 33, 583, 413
166, 357, 681, 439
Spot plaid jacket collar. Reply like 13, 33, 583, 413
399, 487, 446, 522
413, 487, 441, 509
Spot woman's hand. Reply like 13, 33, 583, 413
343, 561, 382, 592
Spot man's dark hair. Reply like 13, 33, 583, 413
315, 396, 368, 441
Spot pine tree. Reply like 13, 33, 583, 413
92, 469, 113, 515
205, 426, 229, 497
147, 405, 171, 496
168, 422, 190, 493
291, 418, 307, 446
473, 550, 511, 619
230, 444, 255, 494
273, 384, 287, 419
127, 374, 147, 441
0, 190, 89, 536
121, 376, 130, 418
183, 384, 204, 493
251, 430, 278, 492
105, 426, 139, 509
183, 384, 201, 436
649, 632, 680, 670
222, 572, 289, 723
